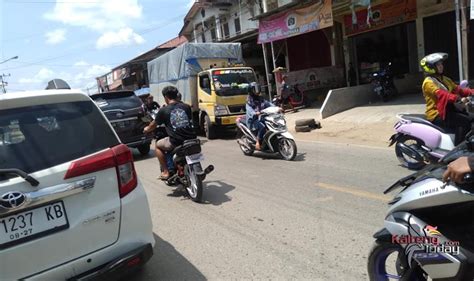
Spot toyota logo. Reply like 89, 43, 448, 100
0, 192, 26, 209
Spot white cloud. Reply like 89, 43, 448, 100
44, 0, 143, 49
19, 68, 56, 84
96, 28, 145, 49
45, 0, 142, 32
17, 64, 110, 91
45, 28, 66, 45
187, 0, 196, 8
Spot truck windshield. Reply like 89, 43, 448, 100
212, 69, 256, 96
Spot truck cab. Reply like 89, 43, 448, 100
197, 67, 256, 139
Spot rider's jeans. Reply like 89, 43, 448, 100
256, 120, 266, 141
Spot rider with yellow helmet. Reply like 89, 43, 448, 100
421, 52, 474, 145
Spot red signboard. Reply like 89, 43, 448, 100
344, 0, 417, 36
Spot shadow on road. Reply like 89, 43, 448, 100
164, 180, 235, 206
202, 180, 235, 205
254, 151, 306, 162
125, 233, 206, 281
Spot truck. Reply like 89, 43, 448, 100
147, 43, 257, 139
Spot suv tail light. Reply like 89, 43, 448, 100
64, 144, 138, 198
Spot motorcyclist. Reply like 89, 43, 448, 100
145, 94, 160, 112
143, 86, 196, 180
246, 82, 280, 151
421, 52, 474, 145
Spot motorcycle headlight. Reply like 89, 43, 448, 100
214, 104, 228, 116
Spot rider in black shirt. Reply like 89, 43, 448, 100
144, 86, 196, 180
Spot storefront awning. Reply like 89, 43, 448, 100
257, 1, 334, 44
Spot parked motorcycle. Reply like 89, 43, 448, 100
368, 139, 474, 280
236, 106, 297, 161
145, 108, 213, 203
272, 84, 310, 110
371, 62, 397, 102
390, 98, 474, 170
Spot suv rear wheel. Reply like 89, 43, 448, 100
137, 144, 151, 156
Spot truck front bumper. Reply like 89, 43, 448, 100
214, 115, 243, 126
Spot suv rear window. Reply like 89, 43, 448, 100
91, 92, 142, 111
0, 101, 120, 175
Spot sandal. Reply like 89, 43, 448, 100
157, 174, 170, 181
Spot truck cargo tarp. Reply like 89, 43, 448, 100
147, 43, 243, 84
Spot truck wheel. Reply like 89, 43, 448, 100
204, 115, 217, 140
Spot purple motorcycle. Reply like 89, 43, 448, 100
388, 113, 456, 170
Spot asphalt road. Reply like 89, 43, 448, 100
128, 137, 411, 280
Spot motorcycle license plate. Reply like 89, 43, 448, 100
186, 153, 204, 164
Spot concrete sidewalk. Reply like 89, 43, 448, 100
285, 94, 425, 147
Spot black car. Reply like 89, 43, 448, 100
91, 91, 153, 156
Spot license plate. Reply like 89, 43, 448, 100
0, 202, 68, 249
186, 153, 204, 164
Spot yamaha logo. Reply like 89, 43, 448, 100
0, 191, 26, 209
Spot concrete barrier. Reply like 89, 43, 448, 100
320, 84, 374, 119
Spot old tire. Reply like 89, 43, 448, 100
295, 125, 312, 133
137, 144, 151, 156
309, 121, 322, 129
295, 118, 316, 127
204, 115, 217, 140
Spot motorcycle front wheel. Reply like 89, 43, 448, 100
184, 163, 203, 203
239, 136, 255, 156
367, 240, 427, 281
278, 138, 297, 161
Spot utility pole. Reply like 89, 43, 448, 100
0, 74, 11, 94
455, 0, 464, 81
461, 0, 469, 80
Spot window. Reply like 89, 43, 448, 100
199, 74, 211, 94
234, 18, 241, 35
210, 28, 216, 42
0, 101, 119, 175
91, 91, 142, 111
223, 22, 230, 39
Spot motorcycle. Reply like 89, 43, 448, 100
236, 106, 297, 161
371, 62, 397, 102
389, 98, 474, 170
368, 138, 474, 280
146, 108, 213, 203
272, 84, 309, 110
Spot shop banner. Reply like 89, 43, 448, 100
344, 0, 417, 36
284, 66, 345, 92
258, 1, 333, 44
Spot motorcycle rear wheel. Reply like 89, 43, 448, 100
184, 163, 203, 203
395, 136, 427, 170
239, 136, 254, 156
367, 240, 427, 281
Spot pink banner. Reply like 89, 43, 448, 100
258, 1, 333, 44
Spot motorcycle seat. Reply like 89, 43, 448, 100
399, 114, 448, 133
171, 138, 201, 156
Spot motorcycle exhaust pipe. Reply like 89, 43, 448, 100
204, 165, 214, 175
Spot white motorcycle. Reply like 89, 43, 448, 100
236, 106, 297, 161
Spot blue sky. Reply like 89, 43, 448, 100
0, 0, 194, 93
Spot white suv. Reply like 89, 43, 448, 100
0, 90, 155, 280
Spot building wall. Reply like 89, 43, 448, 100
186, 1, 260, 43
